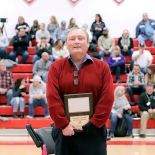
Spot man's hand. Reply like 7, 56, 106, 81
98, 28, 102, 31
104, 50, 109, 55
95, 27, 98, 30
50, 35, 52, 39
123, 45, 128, 51
32, 35, 35, 39
148, 109, 153, 114
35, 94, 42, 100
117, 113, 122, 118
124, 106, 129, 110
41, 43, 46, 48
62, 122, 77, 136
134, 81, 141, 86
39, 72, 44, 77
21, 92, 26, 96
19, 85, 25, 89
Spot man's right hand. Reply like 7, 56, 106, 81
148, 109, 153, 114
39, 72, 44, 77
104, 50, 109, 55
62, 122, 77, 136
117, 113, 122, 118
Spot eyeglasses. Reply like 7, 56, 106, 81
74, 70, 78, 86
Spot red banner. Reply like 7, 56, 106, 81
24, 0, 34, 4
70, 0, 78, 4
114, 0, 124, 5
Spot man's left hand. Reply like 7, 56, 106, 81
82, 122, 97, 136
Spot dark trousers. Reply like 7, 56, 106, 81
52, 124, 107, 155
92, 35, 101, 44
126, 86, 146, 102
110, 62, 126, 81
88, 42, 97, 52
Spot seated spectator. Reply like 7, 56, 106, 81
15, 16, 30, 35
126, 64, 145, 104
98, 27, 114, 62
53, 21, 68, 43
0, 61, 13, 105
33, 52, 51, 83
108, 46, 126, 83
10, 77, 26, 118
52, 39, 69, 60
68, 18, 78, 29
36, 23, 50, 43
47, 16, 59, 46
136, 13, 155, 46
90, 14, 106, 43
132, 43, 153, 74
0, 27, 9, 59
33, 36, 53, 64
145, 65, 155, 88
110, 86, 134, 138
118, 29, 134, 64
26, 76, 50, 118
82, 24, 97, 53
30, 20, 40, 41
9, 28, 29, 64
138, 82, 155, 138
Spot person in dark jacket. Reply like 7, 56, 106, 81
30, 20, 40, 40
138, 82, 155, 138
33, 36, 53, 64
118, 29, 134, 64
10, 77, 26, 118
90, 14, 106, 43
9, 29, 29, 64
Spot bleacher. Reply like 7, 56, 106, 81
0, 39, 155, 131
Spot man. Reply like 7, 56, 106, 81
33, 52, 51, 83
136, 13, 155, 46
98, 27, 114, 62
138, 82, 155, 138
53, 21, 68, 43
26, 76, 50, 118
132, 43, 153, 74
33, 36, 53, 64
126, 64, 145, 104
0, 27, 9, 59
46, 28, 114, 155
36, 23, 50, 43
9, 28, 29, 64
118, 29, 134, 64
0, 61, 14, 105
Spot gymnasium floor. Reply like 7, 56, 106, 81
0, 136, 155, 155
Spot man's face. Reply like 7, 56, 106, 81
66, 29, 89, 57
139, 46, 144, 51
103, 30, 108, 36
33, 81, 40, 87
61, 24, 66, 30
133, 66, 140, 74
18, 29, 25, 36
0, 62, 6, 72
43, 54, 49, 62
41, 38, 47, 44
40, 24, 45, 30
122, 30, 129, 38
146, 86, 154, 95
143, 14, 148, 21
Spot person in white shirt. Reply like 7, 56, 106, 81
52, 39, 69, 60
132, 43, 153, 74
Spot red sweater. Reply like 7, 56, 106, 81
46, 57, 114, 130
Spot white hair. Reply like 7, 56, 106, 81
114, 86, 125, 97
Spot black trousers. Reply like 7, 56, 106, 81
52, 124, 107, 155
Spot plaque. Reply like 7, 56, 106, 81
64, 93, 93, 131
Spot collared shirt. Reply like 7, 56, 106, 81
68, 54, 93, 70
0, 71, 14, 89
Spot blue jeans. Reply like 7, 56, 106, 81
10, 97, 25, 112
140, 67, 147, 74
33, 54, 53, 64
35, 73, 48, 83
110, 113, 133, 134
99, 50, 112, 62
28, 98, 49, 117
9, 50, 29, 64
0, 47, 7, 59
138, 34, 154, 46
6, 89, 13, 105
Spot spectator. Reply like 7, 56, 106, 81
47, 16, 59, 46
26, 76, 50, 118
15, 16, 30, 34
33, 52, 51, 83
90, 14, 106, 43
136, 13, 155, 46
82, 24, 97, 53
138, 82, 155, 138
53, 21, 68, 43
126, 64, 145, 104
98, 27, 114, 62
110, 86, 134, 138
36, 23, 50, 43
132, 43, 153, 74
0, 61, 13, 105
33, 36, 53, 64
9, 28, 29, 64
108, 46, 126, 83
30, 20, 40, 40
145, 65, 155, 88
68, 18, 78, 29
52, 39, 69, 60
118, 29, 134, 64
10, 77, 26, 118
0, 27, 9, 59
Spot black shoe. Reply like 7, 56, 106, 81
13, 112, 18, 118
129, 133, 134, 138
139, 134, 145, 138
20, 112, 24, 118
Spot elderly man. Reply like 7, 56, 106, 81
136, 13, 155, 46
36, 23, 50, 43
138, 83, 155, 138
33, 52, 51, 83
0, 61, 14, 105
46, 28, 114, 155
53, 21, 68, 43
